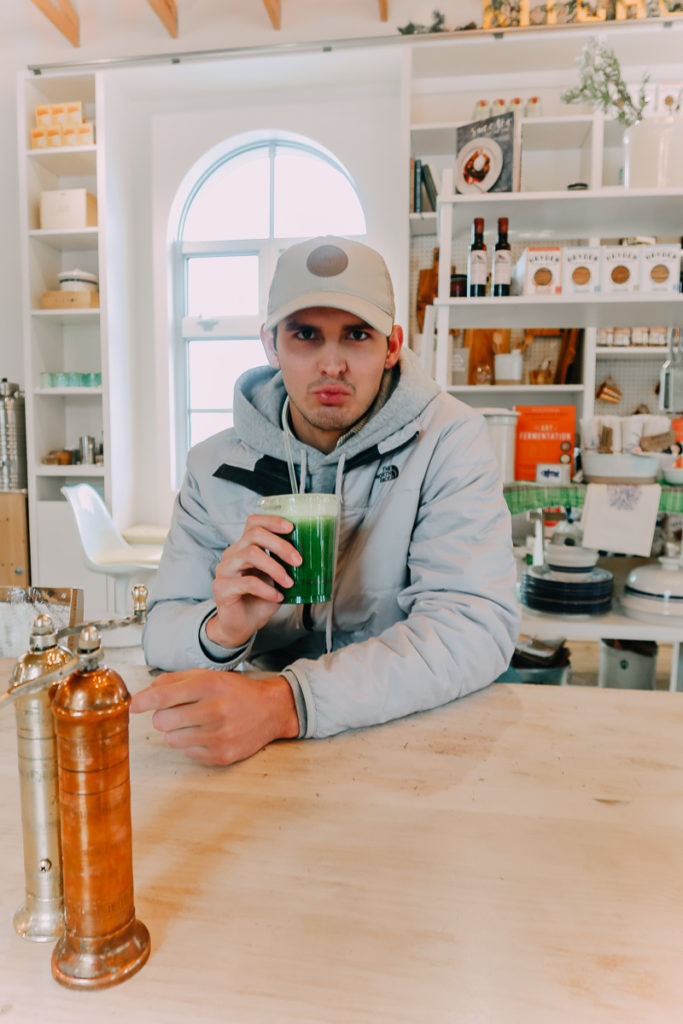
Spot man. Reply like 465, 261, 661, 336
131, 236, 519, 764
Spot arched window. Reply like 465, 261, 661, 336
173, 136, 367, 475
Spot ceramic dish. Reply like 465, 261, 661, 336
621, 590, 683, 623
625, 557, 683, 599
544, 545, 598, 572
663, 466, 683, 485
582, 451, 658, 484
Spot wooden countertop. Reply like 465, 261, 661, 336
2, 662, 683, 1022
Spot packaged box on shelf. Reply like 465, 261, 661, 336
64, 101, 83, 126
50, 103, 66, 126
41, 290, 100, 309
639, 244, 682, 293
513, 247, 562, 296
76, 122, 95, 145
600, 246, 640, 293
46, 128, 62, 148
31, 127, 48, 149
39, 189, 98, 230
514, 405, 576, 482
561, 247, 600, 294
34, 104, 51, 127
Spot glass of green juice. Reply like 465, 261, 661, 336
258, 493, 339, 604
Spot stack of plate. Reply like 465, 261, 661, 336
521, 564, 614, 616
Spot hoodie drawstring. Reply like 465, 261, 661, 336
325, 453, 346, 654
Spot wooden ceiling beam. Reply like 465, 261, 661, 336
378, 0, 389, 21
262, 0, 281, 29
30, 0, 80, 47
147, 0, 178, 37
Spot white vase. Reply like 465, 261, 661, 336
623, 117, 683, 189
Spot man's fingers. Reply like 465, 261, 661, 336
130, 672, 212, 714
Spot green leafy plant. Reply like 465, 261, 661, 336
561, 37, 650, 126
398, 9, 446, 34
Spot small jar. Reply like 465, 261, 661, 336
524, 96, 543, 118
450, 273, 468, 297
472, 99, 489, 121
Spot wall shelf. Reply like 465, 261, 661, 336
29, 228, 99, 251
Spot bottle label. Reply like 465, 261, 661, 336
493, 250, 511, 285
468, 250, 487, 286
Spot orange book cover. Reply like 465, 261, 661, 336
514, 405, 576, 482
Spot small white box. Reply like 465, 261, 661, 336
600, 246, 640, 293
39, 189, 98, 230
514, 247, 562, 296
562, 246, 600, 294
639, 245, 681, 293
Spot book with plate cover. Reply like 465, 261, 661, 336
454, 111, 519, 195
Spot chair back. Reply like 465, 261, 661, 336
0, 586, 84, 658
61, 484, 127, 569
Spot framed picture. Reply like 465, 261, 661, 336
657, 82, 683, 114
616, 0, 647, 15
576, 0, 610, 20
482, 1, 523, 28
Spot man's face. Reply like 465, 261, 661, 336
261, 306, 403, 453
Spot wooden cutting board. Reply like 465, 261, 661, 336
464, 329, 510, 384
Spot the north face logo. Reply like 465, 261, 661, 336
377, 465, 399, 482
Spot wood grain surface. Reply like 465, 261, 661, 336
1, 662, 683, 1022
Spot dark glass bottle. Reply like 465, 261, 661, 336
467, 217, 487, 297
492, 217, 511, 297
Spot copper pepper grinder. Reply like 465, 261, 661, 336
50, 625, 150, 989
9, 614, 72, 941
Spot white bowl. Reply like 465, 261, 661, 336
545, 545, 599, 571
663, 466, 683, 486
582, 451, 658, 484
626, 557, 683, 599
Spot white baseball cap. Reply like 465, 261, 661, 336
264, 236, 395, 336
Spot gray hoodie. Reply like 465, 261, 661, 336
143, 347, 519, 738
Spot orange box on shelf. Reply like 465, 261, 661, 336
31, 127, 48, 149
65, 101, 83, 126
514, 405, 576, 482
35, 104, 51, 127
50, 103, 67, 126
76, 122, 95, 145
46, 127, 62, 148
41, 290, 100, 309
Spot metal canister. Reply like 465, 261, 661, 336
50, 626, 150, 989
9, 614, 72, 941
0, 378, 27, 491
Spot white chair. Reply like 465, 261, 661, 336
61, 484, 163, 614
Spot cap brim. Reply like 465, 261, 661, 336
264, 291, 393, 336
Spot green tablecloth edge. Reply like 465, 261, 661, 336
504, 483, 683, 516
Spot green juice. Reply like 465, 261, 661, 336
258, 493, 339, 605
284, 514, 337, 604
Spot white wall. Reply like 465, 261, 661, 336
1, 1, 481, 382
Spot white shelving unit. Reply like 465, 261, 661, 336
407, 23, 683, 420
17, 70, 139, 612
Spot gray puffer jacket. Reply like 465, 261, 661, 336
143, 347, 519, 739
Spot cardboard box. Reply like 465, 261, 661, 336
31, 127, 48, 149
561, 246, 600, 294
639, 244, 681, 293
76, 122, 95, 145
514, 247, 562, 296
65, 101, 83, 126
50, 103, 66, 127
34, 104, 51, 128
46, 127, 62, 148
514, 405, 576, 482
39, 189, 98, 230
600, 246, 640, 293
41, 290, 100, 309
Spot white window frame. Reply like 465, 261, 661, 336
172, 138, 366, 485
